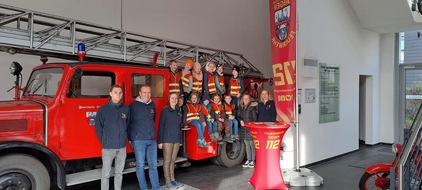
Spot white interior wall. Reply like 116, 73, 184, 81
297, 0, 381, 165
378, 33, 396, 143
1, 0, 122, 28
365, 76, 376, 145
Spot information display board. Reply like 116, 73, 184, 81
319, 63, 340, 123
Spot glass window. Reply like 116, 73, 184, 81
132, 74, 164, 98
399, 32, 404, 64
405, 68, 422, 128
24, 67, 64, 97
67, 71, 115, 98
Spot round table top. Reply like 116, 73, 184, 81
244, 122, 290, 129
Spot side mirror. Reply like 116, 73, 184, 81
73, 68, 83, 79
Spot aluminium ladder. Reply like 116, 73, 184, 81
0, 3, 263, 78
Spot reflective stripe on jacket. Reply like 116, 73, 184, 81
186, 103, 201, 123
207, 72, 216, 94
192, 76, 203, 93
182, 73, 192, 89
169, 71, 182, 94
230, 79, 241, 96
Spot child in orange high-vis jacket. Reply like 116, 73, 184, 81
183, 93, 208, 148
224, 95, 239, 141
210, 94, 231, 143
201, 95, 220, 142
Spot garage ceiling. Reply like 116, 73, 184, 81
348, 0, 422, 33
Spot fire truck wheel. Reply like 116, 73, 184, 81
0, 154, 50, 190
216, 140, 246, 167
210, 157, 222, 166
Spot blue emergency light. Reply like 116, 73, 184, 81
77, 43, 86, 62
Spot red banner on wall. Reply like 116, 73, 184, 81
269, 0, 296, 123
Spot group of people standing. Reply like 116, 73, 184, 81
94, 59, 278, 190
96, 85, 183, 190
169, 59, 278, 168
169, 59, 247, 148
170, 59, 244, 104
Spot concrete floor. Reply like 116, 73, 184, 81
67, 144, 394, 190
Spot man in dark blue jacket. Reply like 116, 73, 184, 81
95, 85, 130, 190
128, 85, 161, 190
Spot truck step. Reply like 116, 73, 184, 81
66, 156, 188, 186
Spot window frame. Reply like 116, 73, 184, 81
67, 71, 116, 98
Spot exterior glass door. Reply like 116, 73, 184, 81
403, 66, 422, 128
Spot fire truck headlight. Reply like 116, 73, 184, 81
10, 61, 22, 76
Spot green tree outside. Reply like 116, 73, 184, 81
406, 81, 422, 128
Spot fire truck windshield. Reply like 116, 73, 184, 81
23, 67, 64, 97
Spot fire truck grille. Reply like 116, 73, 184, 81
0, 119, 28, 132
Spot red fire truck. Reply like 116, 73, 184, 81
0, 4, 268, 189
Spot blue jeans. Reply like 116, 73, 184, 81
189, 120, 205, 140
232, 96, 240, 107
229, 119, 239, 134
207, 120, 218, 134
132, 140, 161, 190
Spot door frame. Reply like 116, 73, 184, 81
398, 64, 422, 143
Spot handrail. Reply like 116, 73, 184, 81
396, 103, 422, 190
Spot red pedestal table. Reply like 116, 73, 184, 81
245, 122, 290, 190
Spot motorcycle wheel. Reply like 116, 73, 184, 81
358, 171, 390, 190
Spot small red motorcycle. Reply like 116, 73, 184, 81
358, 144, 402, 190
359, 144, 422, 190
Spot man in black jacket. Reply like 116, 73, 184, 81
128, 85, 161, 190
95, 85, 130, 190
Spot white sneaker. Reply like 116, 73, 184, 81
248, 160, 255, 168
242, 160, 250, 167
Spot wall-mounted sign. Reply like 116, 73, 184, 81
319, 63, 340, 123
305, 88, 316, 103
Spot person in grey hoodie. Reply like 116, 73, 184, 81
128, 85, 161, 190
95, 85, 130, 190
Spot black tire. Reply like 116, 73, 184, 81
358, 171, 389, 190
0, 154, 50, 190
210, 157, 222, 166
216, 140, 246, 167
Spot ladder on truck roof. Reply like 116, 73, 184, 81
0, 4, 263, 78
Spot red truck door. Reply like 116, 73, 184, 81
59, 67, 118, 160
125, 67, 169, 139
